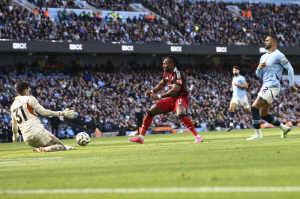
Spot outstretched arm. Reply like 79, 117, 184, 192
29, 97, 74, 118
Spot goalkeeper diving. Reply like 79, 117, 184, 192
10, 81, 76, 153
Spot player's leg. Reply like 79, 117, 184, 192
129, 104, 166, 144
247, 96, 268, 140
241, 97, 251, 113
177, 105, 203, 143
260, 104, 290, 138
33, 129, 74, 153
227, 101, 238, 132
175, 97, 203, 143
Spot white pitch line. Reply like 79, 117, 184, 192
1, 187, 300, 194
0, 157, 64, 164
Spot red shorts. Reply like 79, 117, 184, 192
156, 96, 189, 114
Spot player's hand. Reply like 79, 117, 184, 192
145, 90, 153, 97
230, 87, 233, 92
59, 108, 75, 119
258, 61, 266, 69
290, 86, 298, 93
151, 94, 160, 100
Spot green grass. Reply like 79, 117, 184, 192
1, 128, 300, 199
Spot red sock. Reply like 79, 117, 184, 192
180, 117, 198, 136
140, 114, 153, 136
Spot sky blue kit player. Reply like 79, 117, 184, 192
247, 35, 297, 140
227, 66, 251, 132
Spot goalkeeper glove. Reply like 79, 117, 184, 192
58, 108, 75, 119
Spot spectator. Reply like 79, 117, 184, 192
42, 116, 49, 126
44, 8, 50, 18
50, 116, 60, 137
59, 127, 66, 139
66, 126, 75, 138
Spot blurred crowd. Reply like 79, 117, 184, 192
28, 0, 82, 9
0, 0, 299, 45
1, 60, 300, 143
142, 0, 300, 46
86, 0, 133, 11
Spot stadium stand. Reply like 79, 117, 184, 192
86, 0, 134, 11
0, 0, 299, 45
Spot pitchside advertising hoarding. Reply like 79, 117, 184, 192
0, 41, 299, 55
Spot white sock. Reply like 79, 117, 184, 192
65, 145, 74, 150
230, 122, 233, 127
279, 123, 287, 131
195, 135, 200, 138
255, 129, 262, 137
138, 135, 144, 140
44, 144, 65, 152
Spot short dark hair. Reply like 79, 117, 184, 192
16, 81, 29, 95
268, 35, 279, 43
233, 66, 240, 70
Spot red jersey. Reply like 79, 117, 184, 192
162, 67, 188, 97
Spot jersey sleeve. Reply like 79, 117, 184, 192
239, 76, 246, 84
28, 96, 60, 117
277, 53, 289, 66
174, 71, 184, 86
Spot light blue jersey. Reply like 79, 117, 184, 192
232, 75, 247, 99
256, 49, 294, 88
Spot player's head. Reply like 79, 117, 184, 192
16, 81, 30, 96
265, 35, 278, 50
232, 66, 240, 76
163, 55, 181, 72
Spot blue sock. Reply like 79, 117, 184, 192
229, 112, 234, 126
261, 114, 281, 126
251, 106, 261, 129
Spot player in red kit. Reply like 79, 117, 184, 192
129, 55, 203, 144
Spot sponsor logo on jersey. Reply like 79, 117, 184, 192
13, 43, 27, 49
216, 47, 227, 53
176, 79, 182, 85
69, 44, 83, 50
122, 45, 134, 51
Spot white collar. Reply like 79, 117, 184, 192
173, 67, 178, 72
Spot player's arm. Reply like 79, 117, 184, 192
233, 82, 248, 89
151, 83, 181, 100
283, 61, 297, 93
161, 84, 181, 98
256, 57, 265, 77
29, 97, 75, 118
11, 114, 19, 142
278, 54, 297, 93
146, 79, 167, 96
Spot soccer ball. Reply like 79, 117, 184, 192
76, 132, 90, 146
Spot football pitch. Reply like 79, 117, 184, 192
1, 128, 300, 199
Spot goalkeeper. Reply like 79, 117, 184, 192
10, 81, 76, 153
